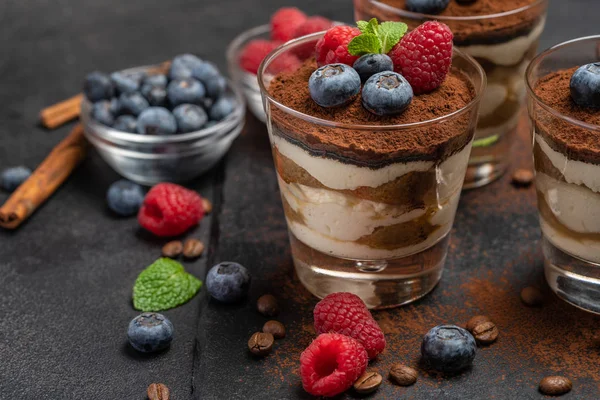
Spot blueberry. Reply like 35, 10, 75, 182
209, 97, 235, 121
167, 79, 206, 107
570, 63, 600, 108
1, 166, 32, 192
143, 74, 168, 88
421, 325, 476, 373
137, 107, 177, 135
106, 179, 144, 216
192, 61, 220, 84
206, 262, 251, 303
173, 104, 208, 133
169, 54, 204, 80
118, 92, 150, 116
83, 71, 114, 102
110, 71, 141, 94
308, 64, 361, 108
406, 0, 450, 14
127, 312, 174, 353
204, 75, 227, 100
141, 83, 168, 107
112, 115, 138, 133
91, 100, 116, 126
362, 71, 413, 116
353, 54, 394, 82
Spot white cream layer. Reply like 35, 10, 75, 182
458, 18, 545, 66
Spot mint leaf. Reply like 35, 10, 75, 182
357, 18, 379, 35
133, 258, 202, 312
377, 21, 408, 53
348, 33, 382, 56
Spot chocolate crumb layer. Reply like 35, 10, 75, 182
533, 67, 600, 165
269, 59, 475, 167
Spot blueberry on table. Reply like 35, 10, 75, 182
83, 71, 114, 102
353, 54, 394, 82
173, 104, 208, 133
1, 166, 32, 192
570, 63, 600, 108
127, 312, 174, 353
169, 54, 204, 81
91, 100, 116, 126
143, 74, 168, 88
167, 78, 206, 107
106, 179, 145, 216
206, 262, 251, 303
141, 83, 168, 107
362, 71, 413, 116
421, 325, 476, 373
204, 75, 227, 100
112, 115, 138, 133
137, 107, 177, 135
405, 0, 450, 14
110, 71, 141, 94
308, 64, 361, 108
192, 61, 220, 84
209, 96, 235, 121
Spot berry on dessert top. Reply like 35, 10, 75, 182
570, 63, 600, 109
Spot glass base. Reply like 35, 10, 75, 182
290, 233, 449, 309
542, 236, 600, 314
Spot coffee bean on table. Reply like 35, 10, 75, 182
147, 383, 170, 400
539, 376, 572, 396
162, 241, 183, 258
248, 332, 274, 356
472, 321, 499, 345
183, 238, 204, 259
262, 320, 286, 339
353, 371, 382, 394
257, 294, 279, 317
521, 286, 544, 307
512, 169, 534, 187
466, 315, 491, 333
389, 364, 418, 386
202, 198, 212, 214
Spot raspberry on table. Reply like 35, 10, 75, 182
315, 25, 361, 67
239, 40, 279, 75
293, 16, 333, 60
389, 21, 454, 94
138, 183, 204, 237
300, 333, 368, 397
313, 292, 386, 359
270, 7, 307, 42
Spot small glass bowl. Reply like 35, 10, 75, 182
81, 64, 245, 186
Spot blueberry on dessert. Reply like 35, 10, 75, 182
362, 72, 413, 116
167, 78, 206, 107
405, 0, 450, 14
353, 53, 394, 82
570, 63, 600, 108
308, 64, 361, 107
84, 71, 114, 102
137, 107, 178, 135
173, 104, 208, 133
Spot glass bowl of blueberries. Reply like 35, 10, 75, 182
81, 54, 245, 185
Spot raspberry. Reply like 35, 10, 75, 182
269, 52, 302, 74
271, 7, 307, 43
314, 292, 386, 359
239, 40, 278, 74
315, 25, 361, 67
389, 21, 453, 94
138, 183, 204, 237
293, 17, 334, 59
300, 333, 368, 397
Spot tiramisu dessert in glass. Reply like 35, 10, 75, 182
527, 36, 600, 314
354, 0, 548, 188
258, 20, 485, 308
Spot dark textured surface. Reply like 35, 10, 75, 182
0, 0, 599, 399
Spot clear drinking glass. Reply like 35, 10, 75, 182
258, 33, 485, 309
526, 36, 600, 314
354, 0, 548, 188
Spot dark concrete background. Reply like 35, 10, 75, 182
0, 0, 598, 399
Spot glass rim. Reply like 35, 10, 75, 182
257, 31, 486, 131
364, 0, 547, 22
525, 35, 600, 132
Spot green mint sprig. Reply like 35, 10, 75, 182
348, 18, 408, 56
133, 258, 202, 312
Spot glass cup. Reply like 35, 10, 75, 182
258, 33, 485, 309
526, 36, 600, 314
354, 0, 548, 188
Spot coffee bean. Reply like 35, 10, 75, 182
202, 198, 212, 214
257, 294, 279, 317
147, 383, 170, 400
183, 239, 204, 259
389, 364, 418, 386
162, 241, 183, 258
521, 286, 544, 307
512, 169, 534, 187
472, 321, 499, 345
353, 371, 382, 394
262, 320, 286, 339
539, 376, 572, 396
248, 332, 274, 356
466, 315, 491, 333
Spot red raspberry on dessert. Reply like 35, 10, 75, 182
389, 21, 454, 94
138, 183, 204, 237
293, 17, 334, 59
239, 39, 279, 74
270, 7, 307, 43
315, 25, 361, 67
313, 292, 386, 359
300, 333, 368, 397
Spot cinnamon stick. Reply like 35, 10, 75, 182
39, 94, 83, 129
0, 124, 88, 229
